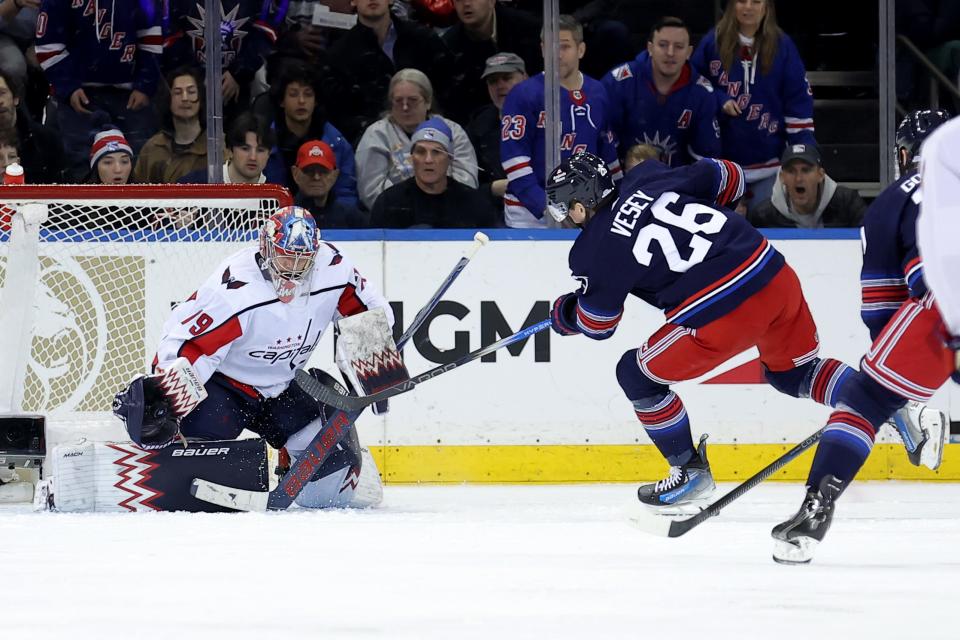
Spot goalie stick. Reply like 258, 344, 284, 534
296, 319, 552, 411
191, 232, 489, 511
630, 428, 825, 538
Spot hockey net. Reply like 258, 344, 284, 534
0, 184, 292, 433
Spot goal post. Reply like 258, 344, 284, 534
0, 184, 293, 424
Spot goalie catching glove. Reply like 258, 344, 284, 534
112, 357, 207, 449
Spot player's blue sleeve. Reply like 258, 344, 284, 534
899, 204, 927, 299
860, 217, 908, 341
780, 34, 816, 146
574, 282, 627, 341
500, 85, 546, 218
689, 84, 721, 160
675, 158, 745, 207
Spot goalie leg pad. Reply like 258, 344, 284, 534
44, 439, 269, 513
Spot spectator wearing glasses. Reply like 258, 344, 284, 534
293, 139, 367, 228
355, 68, 477, 210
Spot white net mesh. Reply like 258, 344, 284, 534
0, 184, 292, 421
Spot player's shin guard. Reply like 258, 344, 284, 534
632, 392, 697, 466
806, 410, 877, 490
617, 350, 696, 466
765, 357, 855, 407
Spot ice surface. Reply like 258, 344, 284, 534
2, 482, 958, 639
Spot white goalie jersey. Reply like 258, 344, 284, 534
155, 243, 393, 397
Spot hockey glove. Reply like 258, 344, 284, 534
550, 292, 580, 336
113, 375, 182, 450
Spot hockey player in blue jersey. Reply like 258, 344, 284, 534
545, 151, 857, 511
500, 14, 621, 229
691, 0, 815, 212
770, 109, 956, 564
857, 109, 951, 472
602, 17, 720, 167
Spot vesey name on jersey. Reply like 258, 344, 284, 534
610, 191, 654, 238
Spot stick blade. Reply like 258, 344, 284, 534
294, 369, 360, 410
191, 478, 268, 512
628, 503, 702, 538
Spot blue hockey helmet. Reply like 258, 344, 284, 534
259, 206, 320, 303
896, 109, 951, 177
545, 151, 616, 222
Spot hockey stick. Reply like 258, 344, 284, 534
191, 232, 489, 511
295, 318, 552, 412
630, 428, 825, 538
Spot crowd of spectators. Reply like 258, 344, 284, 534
0, 0, 893, 230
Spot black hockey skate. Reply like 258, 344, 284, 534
637, 435, 715, 514
771, 475, 844, 565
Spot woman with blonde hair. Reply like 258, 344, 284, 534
692, 0, 815, 213
355, 68, 478, 211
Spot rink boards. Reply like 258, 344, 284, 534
20, 228, 960, 482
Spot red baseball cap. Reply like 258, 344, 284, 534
296, 140, 336, 171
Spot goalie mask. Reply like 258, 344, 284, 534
545, 151, 616, 223
259, 206, 321, 303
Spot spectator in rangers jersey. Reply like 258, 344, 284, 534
370, 117, 495, 228
178, 112, 274, 185
36, 0, 162, 182
500, 14, 621, 229
466, 52, 528, 223
85, 125, 134, 184
771, 109, 956, 565
748, 144, 866, 228
545, 152, 861, 513
355, 67, 478, 211
133, 66, 209, 184
162, 0, 284, 124
292, 139, 368, 228
113, 206, 389, 508
323, 0, 453, 146
602, 16, 720, 168
262, 64, 357, 207
691, 0, 816, 214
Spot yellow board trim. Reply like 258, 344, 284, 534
369, 443, 960, 483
